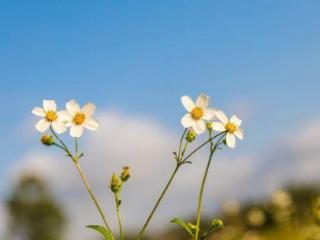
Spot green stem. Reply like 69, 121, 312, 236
136, 131, 226, 240
50, 127, 69, 152
194, 134, 225, 240
182, 131, 225, 164
75, 138, 79, 156
177, 129, 187, 161
49, 128, 114, 238
74, 161, 114, 236
136, 164, 180, 240
194, 145, 214, 239
115, 194, 124, 240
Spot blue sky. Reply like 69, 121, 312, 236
0, 0, 320, 193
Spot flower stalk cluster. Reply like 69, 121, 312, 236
32, 94, 244, 240
109, 167, 130, 240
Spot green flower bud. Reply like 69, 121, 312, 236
120, 166, 130, 182
110, 173, 122, 193
41, 135, 54, 146
211, 219, 224, 228
185, 129, 197, 142
207, 122, 213, 131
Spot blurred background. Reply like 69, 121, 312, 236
0, 1, 319, 239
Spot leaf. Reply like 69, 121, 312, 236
86, 225, 114, 240
170, 218, 194, 237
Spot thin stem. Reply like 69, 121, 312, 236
50, 127, 69, 152
194, 136, 214, 239
48, 130, 114, 237
177, 129, 187, 161
180, 141, 189, 162
75, 138, 79, 156
194, 135, 225, 240
115, 194, 124, 240
182, 131, 225, 163
74, 161, 114, 236
136, 131, 226, 240
52, 143, 67, 151
136, 164, 180, 240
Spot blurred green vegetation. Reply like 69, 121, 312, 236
6, 178, 320, 240
6, 175, 66, 240
126, 185, 320, 240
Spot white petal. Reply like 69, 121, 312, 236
82, 103, 96, 117
211, 122, 226, 132
202, 108, 216, 121
230, 115, 242, 126
181, 96, 195, 112
180, 113, 194, 128
57, 111, 71, 123
32, 107, 45, 117
52, 121, 66, 134
65, 121, 72, 128
234, 128, 244, 140
196, 94, 209, 108
66, 100, 81, 115
216, 111, 228, 124
192, 120, 207, 134
43, 100, 57, 112
84, 118, 99, 131
35, 119, 50, 132
226, 133, 236, 148
70, 125, 84, 138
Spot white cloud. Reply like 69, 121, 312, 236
5, 111, 320, 240
0, 203, 7, 239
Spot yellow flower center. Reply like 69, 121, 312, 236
191, 107, 203, 120
226, 122, 237, 133
45, 111, 57, 122
73, 112, 86, 125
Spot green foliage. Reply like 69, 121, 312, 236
6, 175, 65, 240
124, 185, 320, 240
86, 225, 114, 240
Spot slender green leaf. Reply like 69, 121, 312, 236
86, 225, 114, 240
170, 218, 194, 237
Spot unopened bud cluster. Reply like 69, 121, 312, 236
110, 166, 131, 194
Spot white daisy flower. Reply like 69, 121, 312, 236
32, 100, 69, 134
180, 94, 216, 134
65, 100, 99, 138
211, 111, 243, 148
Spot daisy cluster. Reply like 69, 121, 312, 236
32, 99, 99, 138
180, 94, 243, 148
32, 94, 243, 148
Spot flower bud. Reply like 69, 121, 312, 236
185, 129, 197, 142
41, 135, 54, 146
120, 166, 130, 182
110, 173, 122, 193
207, 122, 213, 131
211, 219, 224, 228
